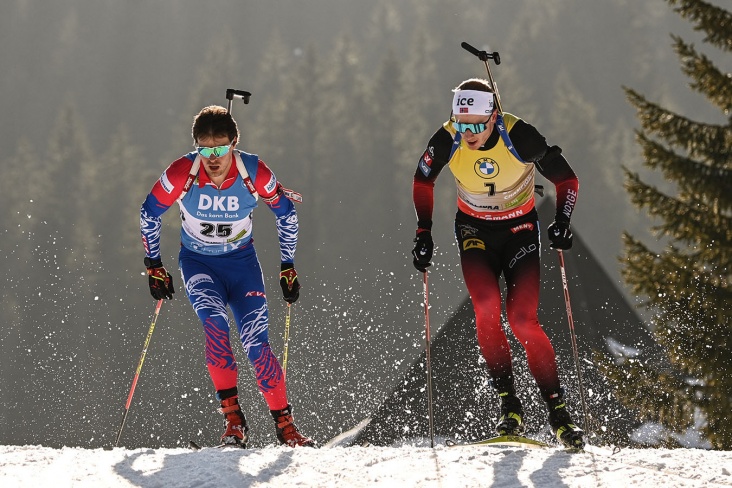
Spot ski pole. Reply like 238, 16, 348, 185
422, 271, 435, 448
556, 250, 590, 436
282, 303, 292, 378
114, 298, 163, 447
461, 41, 504, 115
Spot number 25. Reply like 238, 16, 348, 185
200, 223, 233, 237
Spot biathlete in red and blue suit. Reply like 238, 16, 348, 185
140, 105, 314, 447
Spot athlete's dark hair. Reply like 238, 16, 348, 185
455, 78, 495, 93
192, 105, 240, 144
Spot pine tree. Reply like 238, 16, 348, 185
599, 0, 732, 449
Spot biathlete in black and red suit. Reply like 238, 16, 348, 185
411, 78, 584, 449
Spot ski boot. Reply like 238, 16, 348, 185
546, 392, 584, 449
270, 404, 316, 448
495, 393, 525, 436
219, 396, 249, 447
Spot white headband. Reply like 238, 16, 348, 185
452, 90, 494, 116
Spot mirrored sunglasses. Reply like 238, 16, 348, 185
452, 121, 489, 134
196, 143, 232, 159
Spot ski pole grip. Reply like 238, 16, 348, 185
225, 88, 252, 104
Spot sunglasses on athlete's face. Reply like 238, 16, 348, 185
196, 141, 234, 159
453, 118, 499, 134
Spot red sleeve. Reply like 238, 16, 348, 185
413, 173, 435, 232
555, 177, 579, 222
412, 127, 453, 232
534, 147, 579, 222
149, 156, 194, 207
253, 159, 279, 200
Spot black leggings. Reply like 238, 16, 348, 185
454, 209, 561, 399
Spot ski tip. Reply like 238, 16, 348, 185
188, 440, 202, 450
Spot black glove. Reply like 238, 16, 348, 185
279, 264, 300, 304
547, 220, 573, 250
145, 257, 175, 300
412, 230, 434, 272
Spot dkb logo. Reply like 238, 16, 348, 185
199, 195, 240, 211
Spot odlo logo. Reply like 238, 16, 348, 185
199, 195, 240, 211
509, 244, 537, 269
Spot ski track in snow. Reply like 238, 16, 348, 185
1, 444, 731, 487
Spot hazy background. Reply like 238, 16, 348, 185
0, 0, 727, 449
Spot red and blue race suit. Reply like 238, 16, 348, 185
140, 150, 297, 409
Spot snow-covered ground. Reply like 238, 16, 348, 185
2, 442, 730, 487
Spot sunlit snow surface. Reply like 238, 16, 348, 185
1, 441, 730, 487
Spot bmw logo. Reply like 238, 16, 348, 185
475, 158, 499, 179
